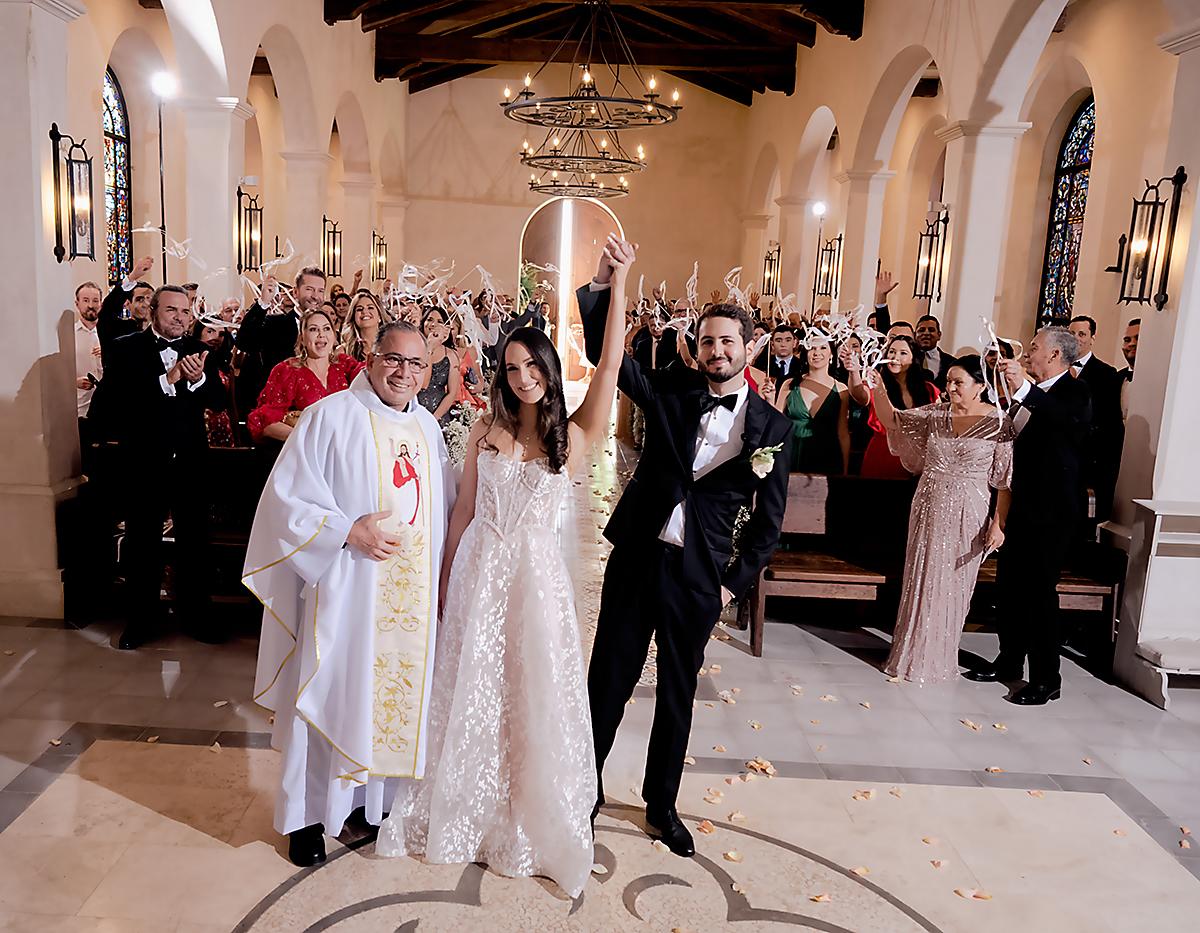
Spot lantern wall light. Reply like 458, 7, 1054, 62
762, 241, 781, 297
49, 123, 95, 263
913, 205, 950, 302
236, 185, 263, 274
321, 214, 342, 279
371, 231, 388, 282
1105, 165, 1187, 311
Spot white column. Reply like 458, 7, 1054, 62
775, 196, 822, 307
836, 169, 896, 311
340, 172, 376, 285
175, 96, 252, 298
935, 121, 1031, 351
0, 0, 86, 617
738, 213, 770, 291
279, 151, 333, 270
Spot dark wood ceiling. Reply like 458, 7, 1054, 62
322, 1, 863, 105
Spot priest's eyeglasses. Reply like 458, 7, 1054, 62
377, 354, 428, 373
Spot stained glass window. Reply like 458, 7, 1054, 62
103, 68, 132, 287
1037, 96, 1095, 327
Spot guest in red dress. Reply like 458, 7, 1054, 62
846, 335, 938, 479
248, 308, 364, 443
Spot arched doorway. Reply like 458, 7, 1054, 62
519, 198, 624, 381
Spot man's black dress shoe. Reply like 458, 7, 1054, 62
342, 806, 384, 841
962, 664, 1022, 683
116, 627, 147, 651
1005, 683, 1061, 706
645, 806, 694, 858
288, 823, 327, 867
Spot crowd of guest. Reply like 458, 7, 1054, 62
70, 255, 536, 651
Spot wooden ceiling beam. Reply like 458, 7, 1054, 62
663, 69, 757, 106
617, 5, 735, 44
406, 63, 493, 93
719, 8, 816, 46
374, 34, 795, 71
362, 0, 463, 31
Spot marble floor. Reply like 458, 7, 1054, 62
2, 435, 1200, 931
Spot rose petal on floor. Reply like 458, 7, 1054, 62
723, 851, 743, 862
697, 820, 715, 834
810, 893, 832, 903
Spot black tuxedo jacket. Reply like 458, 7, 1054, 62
97, 281, 142, 368
235, 302, 299, 374
1076, 355, 1122, 429
579, 284, 792, 600
752, 351, 800, 389
96, 328, 226, 466
1008, 373, 1092, 533
920, 347, 959, 390
630, 328, 684, 372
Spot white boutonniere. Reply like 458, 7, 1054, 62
749, 444, 784, 479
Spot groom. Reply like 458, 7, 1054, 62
581, 237, 792, 857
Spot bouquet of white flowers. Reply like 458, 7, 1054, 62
441, 404, 480, 466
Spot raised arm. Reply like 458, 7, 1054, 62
676, 321, 698, 369
569, 238, 635, 464
868, 371, 898, 432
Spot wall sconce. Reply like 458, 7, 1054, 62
913, 206, 949, 302
762, 241, 781, 297
813, 233, 842, 301
321, 214, 342, 279
49, 123, 95, 263
1105, 166, 1187, 311
236, 186, 263, 274
371, 231, 388, 282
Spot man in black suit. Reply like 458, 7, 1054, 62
1068, 315, 1123, 520
97, 255, 156, 367
581, 237, 792, 857
1118, 318, 1139, 421
98, 285, 227, 650
752, 325, 799, 401
914, 314, 958, 389
630, 312, 684, 372
964, 327, 1091, 705
236, 265, 326, 413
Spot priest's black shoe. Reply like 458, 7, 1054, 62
116, 627, 147, 651
342, 806, 379, 841
645, 806, 694, 858
288, 823, 327, 867
1005, 683, 1061, 706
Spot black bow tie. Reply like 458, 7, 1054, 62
699, 393, 738, 416
155, 337, 182, 351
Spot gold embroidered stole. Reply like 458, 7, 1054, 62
369, 412, 434, 777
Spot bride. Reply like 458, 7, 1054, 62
377, 236, 635, 897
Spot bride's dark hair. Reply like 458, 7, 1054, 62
481, 327, 570, 473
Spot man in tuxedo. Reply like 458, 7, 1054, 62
236, 265, 326, 417
98, 285, 227, 650
964, 327, 1091, 705
630, 312, 683, 372
753, 326, 799, 400
914, 314, 958, 389
97, 255, 155, 367
1068, 315, 1123, 519
1118, 318, 1139, 421
581, 237, 792, 857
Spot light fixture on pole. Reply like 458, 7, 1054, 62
912, 205, 949, 302
236, 186, 263, 274
321, 215, 342, 279
150, 71, 177, 282
371, 231, 388, 282
48, 123, 95, 263
1105, 166, 1188, 311
762, 241, 781, 297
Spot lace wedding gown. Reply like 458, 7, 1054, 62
377, 450, 596, 898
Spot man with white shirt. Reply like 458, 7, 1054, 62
914, 314, 958, 389
73, 282, 103, 420
98, 285, 226, 650
964, 326, 1090, 706
579, 238, 792, 858
1068, 315, 1122, 519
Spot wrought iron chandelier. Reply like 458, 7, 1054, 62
520, 127, 643, 198
499, 1, 682, 132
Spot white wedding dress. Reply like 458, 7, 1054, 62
377, 449, 597, 898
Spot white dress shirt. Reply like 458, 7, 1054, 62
74, 317, 102, 416
152, 328, 206, 397
772, 355, 793, 379
659, 382, 751, 546
1010, 368, 1069, 432
1071, 351, 1092, 375
923, 346, 942, 376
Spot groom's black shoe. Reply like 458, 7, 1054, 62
288, 823, 327, 867
1006, 683, 1061, 706
645, 806, 694, 858
963, 662, 1022, 683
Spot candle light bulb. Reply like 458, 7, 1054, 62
551, 170, 558, 179
582, 68, 592, 84
591, 172, 596, 180
672, 89, 680, 103
552, 136, 560, 148
524, 73, 532, 87
648, 75, 657, 91
600, 138, 608, 149
503, 86, 512, 100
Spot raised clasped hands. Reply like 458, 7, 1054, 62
596, 234, 637, 284
347, 510, 402, 562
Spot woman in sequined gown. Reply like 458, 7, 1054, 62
377, 235, 636, 898
868, 355, 1014, 685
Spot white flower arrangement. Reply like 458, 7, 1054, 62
442, 405, 479, 466
749, 443, 784, 479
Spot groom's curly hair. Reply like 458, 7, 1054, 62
699, 302, 755, 345
482, 327, 570, 474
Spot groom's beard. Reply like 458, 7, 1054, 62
702, 352, 745, 384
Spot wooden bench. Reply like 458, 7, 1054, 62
974, 558, 1121, 640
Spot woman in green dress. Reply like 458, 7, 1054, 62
774, 335, 850, 474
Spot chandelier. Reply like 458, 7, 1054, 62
499, 1, 682, 132
521, 127, 643, 198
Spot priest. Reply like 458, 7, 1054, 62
243, 319, 456, 867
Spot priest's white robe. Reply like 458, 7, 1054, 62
243, 372, 455, 835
